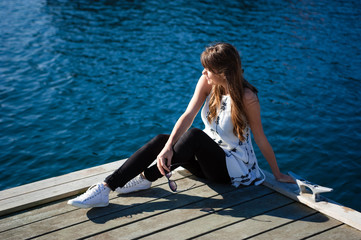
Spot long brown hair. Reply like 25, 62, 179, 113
201, 42, 258, 141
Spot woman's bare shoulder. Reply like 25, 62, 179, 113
243, 88, 259, 106
198, 75, 212, 96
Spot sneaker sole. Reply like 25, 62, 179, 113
68, 201, 109, 208
115, 185, 151, 194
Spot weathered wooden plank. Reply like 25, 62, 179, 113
251, 213, 342, 240
133, 192, 293, 240
0, 176, 169, 233
25, 184, 272, 239
0, 168, 192, 233
0, 172, 188, 238
262, 170, 361, 231
306, 224, 361, 240
88, 185, 274, 240
0, 171, 111, 217
33, 181, 242, 240
194, 202, 316, 239
0, 160, 128, 217
0, 175, 205, 240
0, 160, 125, 200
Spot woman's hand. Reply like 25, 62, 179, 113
157, 145, 173, 176
275, 172, 296, 184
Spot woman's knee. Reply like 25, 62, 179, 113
150, 134, 169, 145
183, 128, 204, 141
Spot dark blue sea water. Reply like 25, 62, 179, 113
1, 0, 360, 211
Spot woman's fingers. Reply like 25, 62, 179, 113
157, 147, 173, 176
161, 157, 170, 172
276, 174, 296, 184
166, 157, 171, 170
157, 157, 165, 176
157, 156, 170, 176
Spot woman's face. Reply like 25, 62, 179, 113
202, 68, 225, 86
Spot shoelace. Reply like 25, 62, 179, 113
122, 176, 143, 189
78, 184, 101, 200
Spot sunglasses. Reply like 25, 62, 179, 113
164, 162, 190, 192
165, 171, 177, 192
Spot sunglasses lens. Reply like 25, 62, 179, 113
169, 180, 177, 192
165, 171, 177, 192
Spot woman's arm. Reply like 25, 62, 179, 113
157, 75, 212, 175
243, 89, 294, 183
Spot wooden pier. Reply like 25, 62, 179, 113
0, 159, 360, 239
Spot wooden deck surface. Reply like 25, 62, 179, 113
0, 159, 360, 240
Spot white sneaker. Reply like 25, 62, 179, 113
67, 183, 110, 208
115, 174, 152, 194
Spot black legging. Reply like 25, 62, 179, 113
105, 128, 230, 191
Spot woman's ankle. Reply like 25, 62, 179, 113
140, 172, 146, 179
102, 182, 111, 190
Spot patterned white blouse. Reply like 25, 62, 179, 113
201, 94, 265, 187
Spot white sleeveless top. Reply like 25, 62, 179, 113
201, 94, 265, 187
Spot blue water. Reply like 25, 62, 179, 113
1, 0, 360, 211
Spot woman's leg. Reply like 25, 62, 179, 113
68, 128, 229, 208
68, 135, 169, 208
106, 128, 230, 191
144, 128, 230, 184
104, 134, 169, 191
